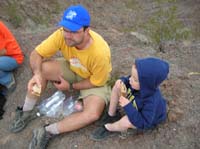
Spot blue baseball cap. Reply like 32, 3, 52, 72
58, 5, 90, 32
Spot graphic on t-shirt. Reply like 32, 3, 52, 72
69, 58, 87, 72
127, 88, 138, 110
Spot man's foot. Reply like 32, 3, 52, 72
98, 111, 121, 126
90, 125, 117, 141
29, 126, 53, 149
9, 107, 38, 133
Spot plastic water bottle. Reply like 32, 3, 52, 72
46, 99, 63, 117
37, 91, 66, 117
63, 96, 76, 116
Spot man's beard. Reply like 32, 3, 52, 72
65, 37, 83, 47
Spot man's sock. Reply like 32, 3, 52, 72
45, 123, 60, 135
22, 96, 37, 112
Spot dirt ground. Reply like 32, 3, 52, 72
0, 0, 200, 149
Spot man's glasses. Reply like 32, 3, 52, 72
62, 28, 84, 35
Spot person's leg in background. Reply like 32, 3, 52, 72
0, 91, 7, 120
0, 56, 18, 119
0, 56, 19, 93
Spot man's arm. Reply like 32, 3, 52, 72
30, 50, 43, 75
27, 50, 43, 93
72, 78, 95, 90
53, 77, 95, 91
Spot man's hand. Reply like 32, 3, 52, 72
53, 76, 70, 91
28, 73, 42, 94
119, 96, 130, 107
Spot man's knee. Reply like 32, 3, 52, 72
84, 104, 105, 122
81, 109, 102, 124
41, 60, 61, 79
82, 95, 106, 122
91, 111, 103, 122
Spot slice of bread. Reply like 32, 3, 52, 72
120, 83, 127, 97
32, 84, 41, 96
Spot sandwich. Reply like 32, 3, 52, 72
120, 82, 127, 97
32, 84, 41, 96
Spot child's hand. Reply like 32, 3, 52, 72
114, 80, 127, 97
115, 80, 122, 90
119, 96, 130, 107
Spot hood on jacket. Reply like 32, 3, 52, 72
135, 57, 169, 98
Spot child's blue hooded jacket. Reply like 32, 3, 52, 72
121, 57, 169, 130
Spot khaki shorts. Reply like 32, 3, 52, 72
56, 58, 111, 105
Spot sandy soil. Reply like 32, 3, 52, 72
0, 0, 200, 149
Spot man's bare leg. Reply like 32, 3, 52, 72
57, 95, 105, 133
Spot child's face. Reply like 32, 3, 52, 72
129, 64, 140, 90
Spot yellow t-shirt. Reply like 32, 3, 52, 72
35, 28, 112, 86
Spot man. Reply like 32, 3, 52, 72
10, 5, 112, 148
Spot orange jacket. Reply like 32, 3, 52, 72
0, 21, 24, 64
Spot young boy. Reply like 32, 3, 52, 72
91, 57, 169, 140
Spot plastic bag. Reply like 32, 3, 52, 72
63, 96, 77, 116
37, 91, 78, 118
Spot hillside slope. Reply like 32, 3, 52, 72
0, 0, 199, 149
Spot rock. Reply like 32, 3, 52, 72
167, 107, 183, 122
130, 31, 150, 44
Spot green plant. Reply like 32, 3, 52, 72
6, 1, 23, 28
107, 74, 120, 88
125, 0, 140, 10
143, 0, 191, 50
32, 15, 48, 26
